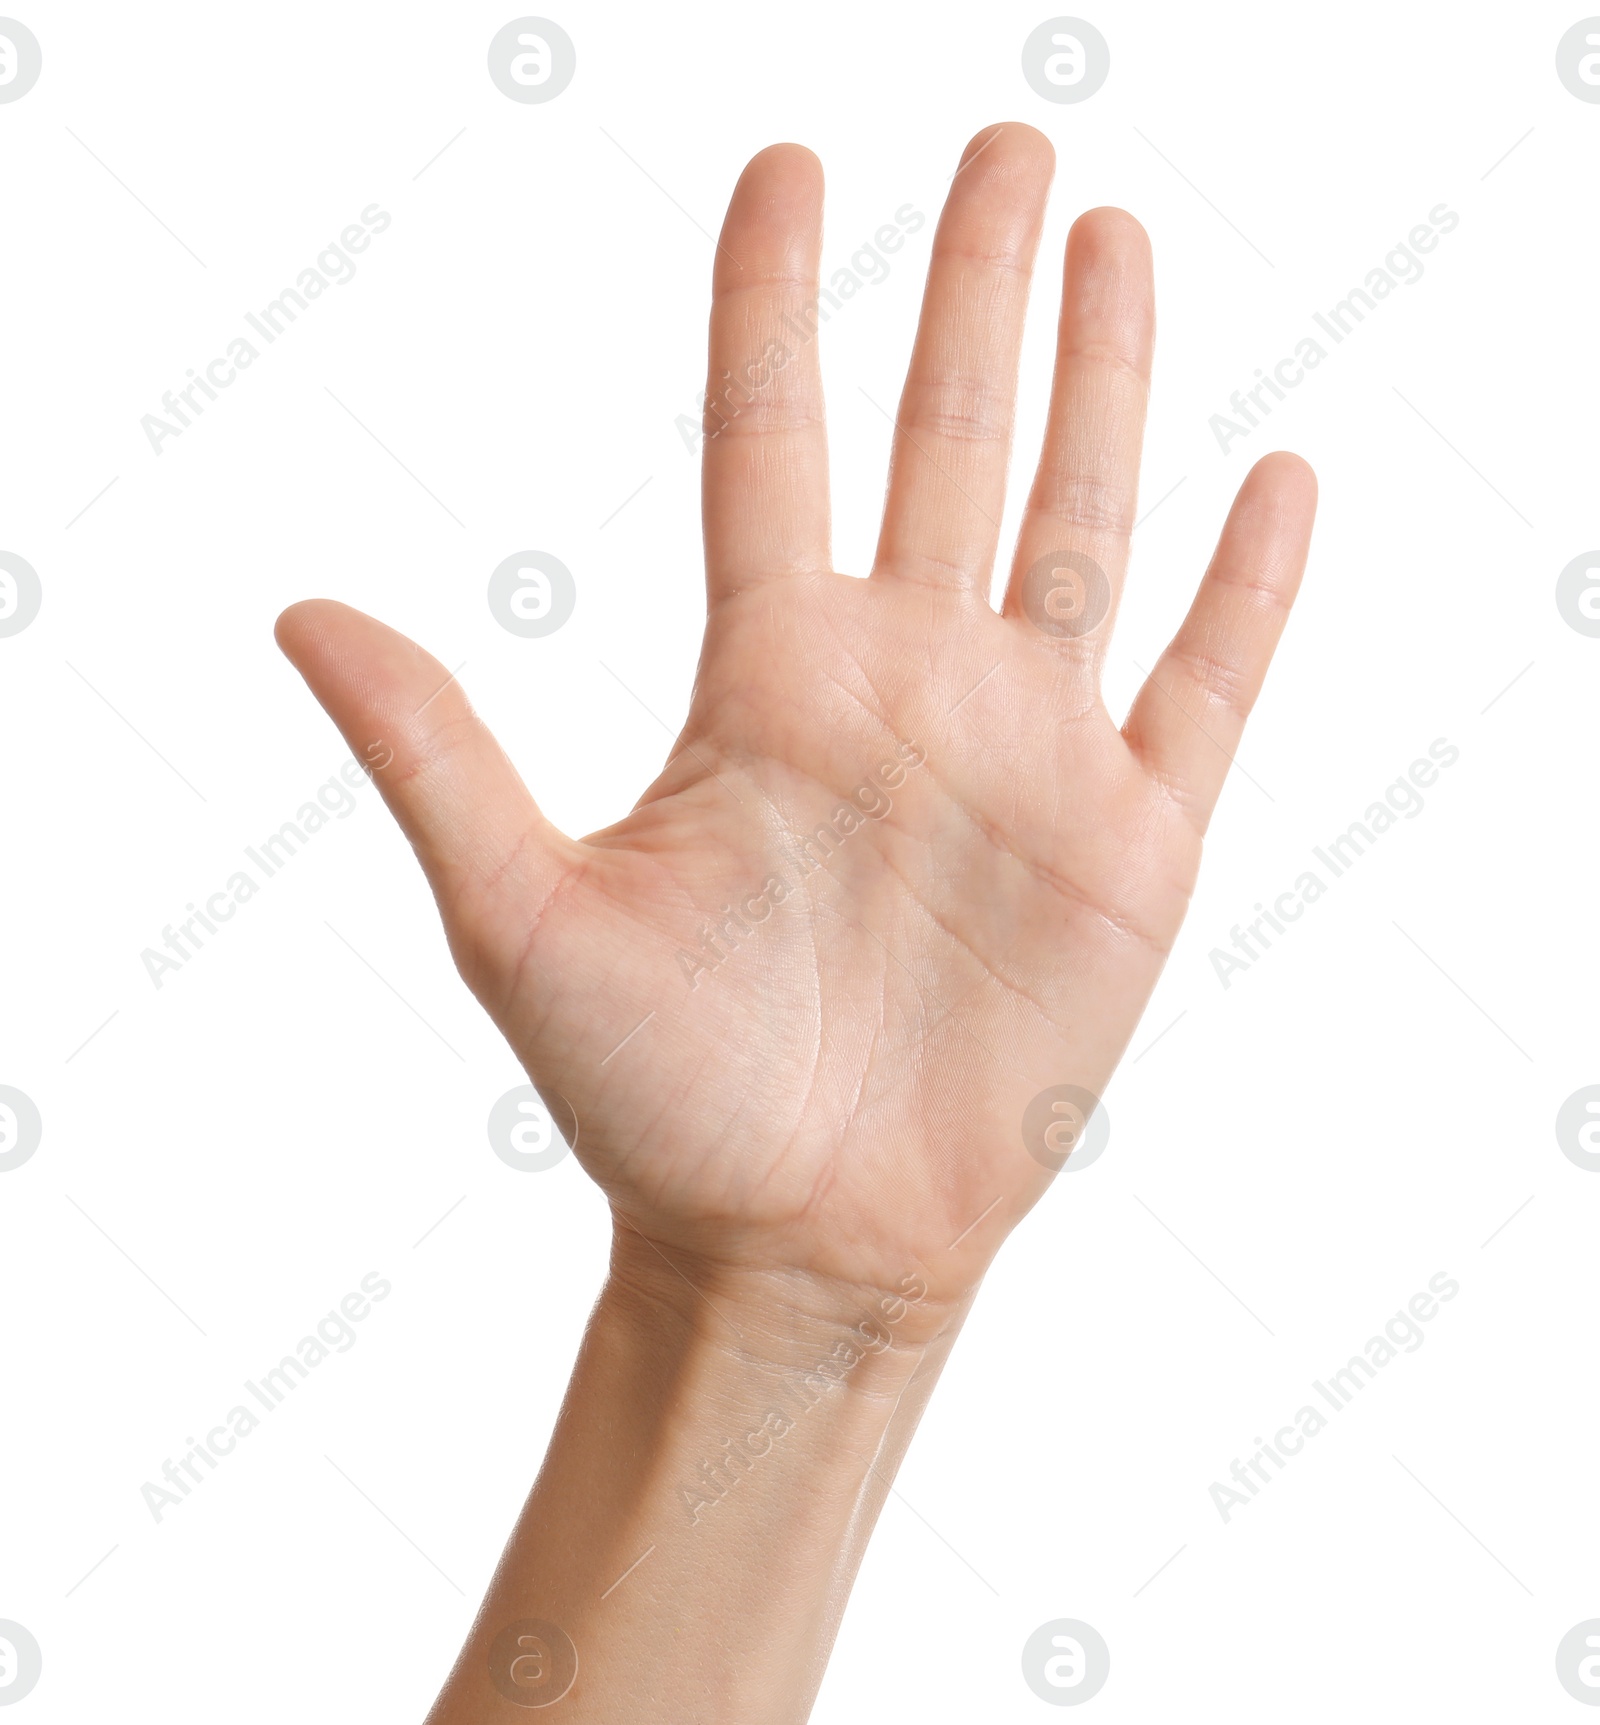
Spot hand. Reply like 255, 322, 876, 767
276, 124, 1315, 1338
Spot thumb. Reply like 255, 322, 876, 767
274, 599, 576, 936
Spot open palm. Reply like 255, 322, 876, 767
277, 126, 1315, 1320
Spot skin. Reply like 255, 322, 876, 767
276, 124, 1315, 1722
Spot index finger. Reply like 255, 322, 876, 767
702, 144, 832, 604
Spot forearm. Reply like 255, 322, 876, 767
424, 1231, 971, 1723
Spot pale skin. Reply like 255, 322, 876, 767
276, 124, 1315, 1721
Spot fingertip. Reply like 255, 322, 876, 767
1068, 205, 1144, 272
959, 121, 1055, 184
274, 597, 326, 652
729, 142, 824, 218
1058, 205, 1154, 371
273, 601, 443, 718
1071, 205, 1147, 240
273, 597, 369, 669
933, 123, 1055, 273
718, 143, 824, 289
745, 140, 822, 181
1249, 450, 1319, 513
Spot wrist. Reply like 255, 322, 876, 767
603, 1219, 972, 1396
427, 1222, 976, 1723
590, 1226, 967, 1578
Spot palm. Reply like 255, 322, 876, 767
279, 127, 1314, 1308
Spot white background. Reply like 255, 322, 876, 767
2, 0, 1598, 1719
